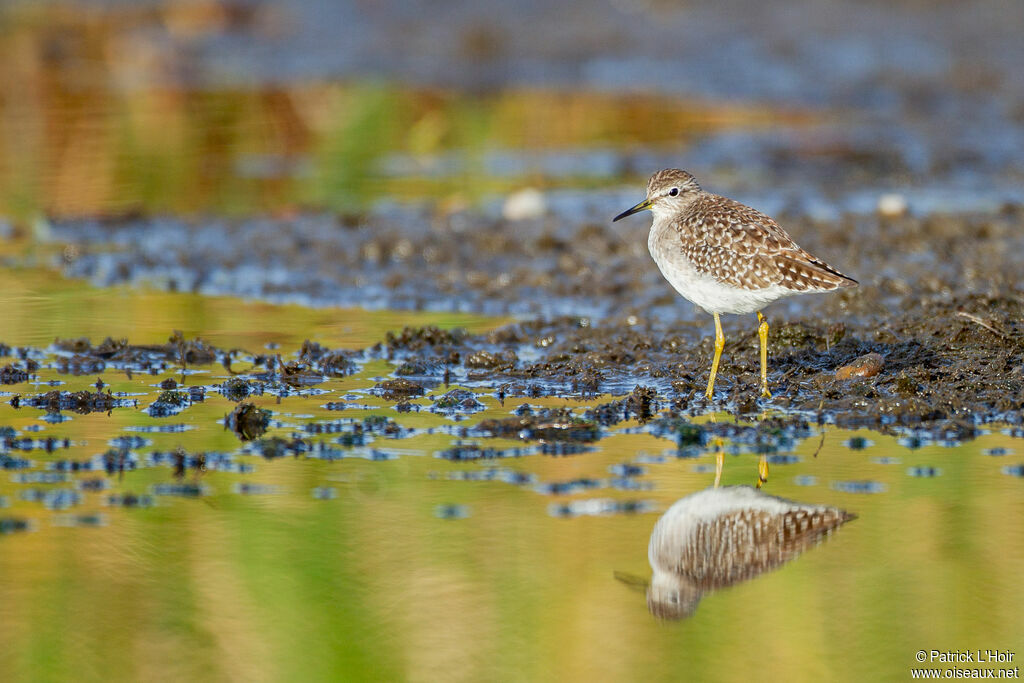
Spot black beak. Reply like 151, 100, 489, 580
612, 198, 653, 222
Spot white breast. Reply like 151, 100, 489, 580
647, 221, 793, 315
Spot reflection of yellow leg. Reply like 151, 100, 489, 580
757, 312, 771, 398
714, 450, 724, 488
705, 312, 725, 401
757, 454, 769, 489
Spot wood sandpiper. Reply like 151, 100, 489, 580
614, 169, 857, 400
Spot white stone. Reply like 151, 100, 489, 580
502, 188, 546, 221
877, 193, 908, 217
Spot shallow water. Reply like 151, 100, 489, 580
1, 272, 1022, 682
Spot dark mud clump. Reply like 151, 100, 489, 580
0, 364, 30, 385
54, 331, 218, 368
360, 415, 408, 438
248, 436, 311, 459
386, 326, 467, 352
374, 378, 426, 401
319, 352, 357, 377
299, 340, 358, 377
19, 390, 133, 415
395, 359, 444, 376
55, 355, 106, 375
431, 389, 486, 415
474, 408, 600, 443
438, 444, 515, 462
148, 390, 189, 418
465, 349, 518, 371
254, 356, 325, 387
586, 385, 659, 426
225, 402, 272, 441
219, 377, 264, 402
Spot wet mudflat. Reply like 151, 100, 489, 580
39, 203, 1024, 431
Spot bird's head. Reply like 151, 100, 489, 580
613, 169, 702, 223
646, 570, 703, 620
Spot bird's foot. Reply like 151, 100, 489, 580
756, 454, 769, 489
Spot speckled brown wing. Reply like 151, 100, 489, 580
674, 194, 857, 292
671, 506, 855, 590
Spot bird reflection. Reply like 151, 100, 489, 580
644, 486, 855, 620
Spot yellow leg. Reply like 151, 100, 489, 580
714, 449, 724, 488
705, 312, 725, 401
757, 454, 769, 489
757, 312, 772, 399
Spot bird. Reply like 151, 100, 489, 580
613, 169, 857, 400
645, 485, 856, 620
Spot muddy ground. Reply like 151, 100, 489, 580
31, 198, 1024, 439
47, 200, 1024, 314
3, 257, 1022, 441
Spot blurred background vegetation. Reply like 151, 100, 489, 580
0, 1, 805, 220
3, 0, 1022, 227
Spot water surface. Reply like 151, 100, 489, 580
1, 272, 1021, 682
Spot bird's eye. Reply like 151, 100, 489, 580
669, 187, 679, 197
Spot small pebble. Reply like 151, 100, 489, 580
836, 353, 884, 380
502, 188, 546, 221
877, 193, 908, 217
